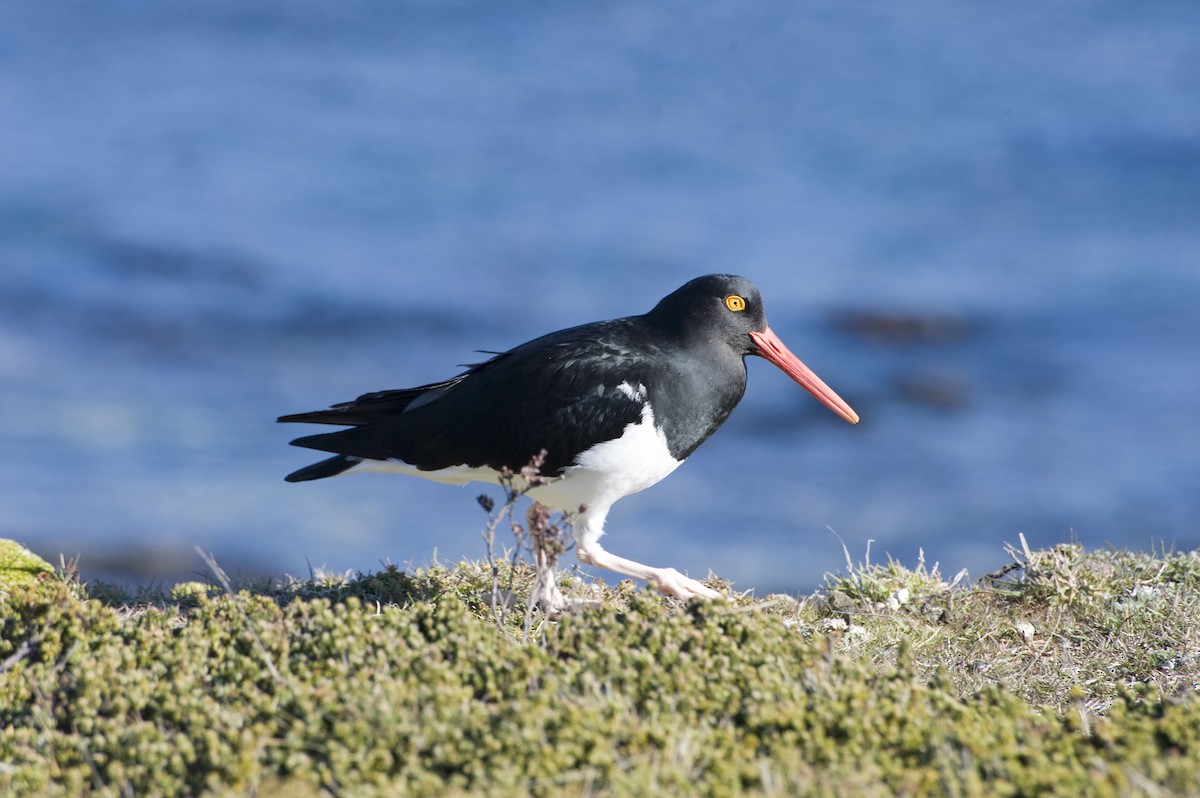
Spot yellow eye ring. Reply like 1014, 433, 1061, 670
725, 294, 746, 312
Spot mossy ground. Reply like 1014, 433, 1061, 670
0, 540, 54, 597
2, 539, 1199, 796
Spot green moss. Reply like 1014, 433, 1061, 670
0, 539, 55, 597
170, 581, 218, 605
1, 545, 1198, 796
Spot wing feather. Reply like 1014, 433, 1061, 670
280, 320, 658, 477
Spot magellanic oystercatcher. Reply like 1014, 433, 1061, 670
279, 274, 858, 615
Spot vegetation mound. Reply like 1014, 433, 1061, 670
2, 541, 1198, 796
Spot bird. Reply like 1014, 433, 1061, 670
279, 274, 859, 615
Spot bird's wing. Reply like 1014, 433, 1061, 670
283, 321, 659, 476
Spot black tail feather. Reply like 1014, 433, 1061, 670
284, 454, 360, 483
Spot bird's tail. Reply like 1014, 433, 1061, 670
284, 454, 361, 483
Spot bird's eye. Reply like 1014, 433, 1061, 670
725, 294, 746, 312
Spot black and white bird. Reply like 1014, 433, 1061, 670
279, 274, 858, 614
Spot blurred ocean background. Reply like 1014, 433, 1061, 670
2, 1, 1198, 593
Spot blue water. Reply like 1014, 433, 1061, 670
2, 1, 1198, 592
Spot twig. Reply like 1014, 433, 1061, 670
475, 450, 575, 631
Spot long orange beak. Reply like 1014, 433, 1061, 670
749, 327, 860, 424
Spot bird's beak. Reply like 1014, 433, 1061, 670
749, 327, 860, 424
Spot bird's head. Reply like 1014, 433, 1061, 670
651, 274, 859, 424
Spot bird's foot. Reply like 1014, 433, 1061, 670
539, 596, 602, 621
535, 575, 601, 620
648, 568, 724, 603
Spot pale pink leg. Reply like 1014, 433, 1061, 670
532, 532, 600, 619
577, 540, 723, 602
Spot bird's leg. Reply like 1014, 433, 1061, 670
530, 504, 600, 618
576, 540, 723, 603
531, 539, 567, 618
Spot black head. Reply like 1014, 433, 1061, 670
646, 274, 860, 424
645, 273, 768, 354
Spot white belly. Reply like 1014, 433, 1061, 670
529, 402, 681, 514
344, 458, 503, 485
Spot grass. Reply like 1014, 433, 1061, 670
822, 534, 1200, 712
2, 535, 1199, 796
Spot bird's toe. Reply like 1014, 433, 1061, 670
651, 568, 724, 602
538, 595, 602, 620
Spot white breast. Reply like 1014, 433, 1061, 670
527, 401, 682, 516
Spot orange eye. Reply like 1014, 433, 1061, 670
725, 294, 746, 312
